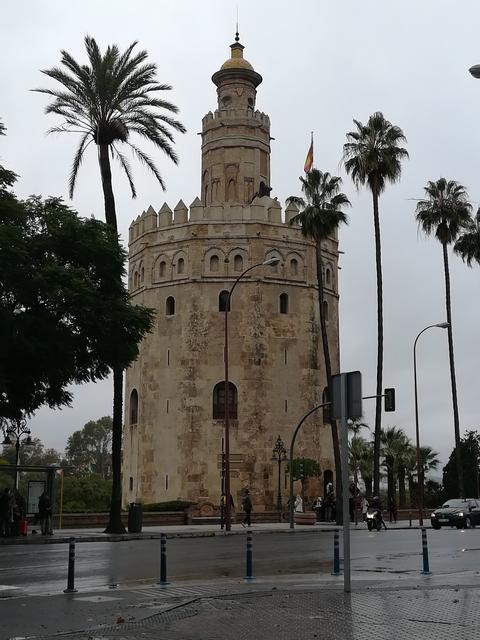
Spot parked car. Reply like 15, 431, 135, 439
430, 499, 480, 529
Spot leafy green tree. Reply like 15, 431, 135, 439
343, 113, 408, 496
443, 430, 480, 498
35, 36, 185, 533
455, 208, 480, 267
416, 178, 473, 497
57, 474, 112, 513
381, 426, 408, 506
288, 457, 321, 501
287, 169, 350, 521
65, 417, 112, 478
0, 169, 154, 421
1, 437, 62, 467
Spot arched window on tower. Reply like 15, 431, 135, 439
234, 254, 243, 272
166, 296, 175, 316
159, 261, 166, 278
213, 381, 238, 419
210, 255, 219, 272
325, 268, 331, 287
227, 179, 236, 202
322, 300, 329, 322
290, 258, 298, 276
133, 272, 138, 289
177, 258, 184, 275
140, 265, 145, 283
279, 293, 289, 314
219, 290, 230, 312
130, 389, 139, 425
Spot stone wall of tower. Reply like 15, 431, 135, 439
123, 198, 339, 510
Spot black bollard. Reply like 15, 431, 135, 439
64, 537, 78, 593
158, 533, 169, 586
245, 529, 254, 581
331, 528, 341, 576
421, 527, 431, 575
409, 511, 412, 527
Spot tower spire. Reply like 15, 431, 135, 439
235, 6, 239, 42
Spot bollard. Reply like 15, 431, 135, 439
421, 527, 431, 575
158, 533, 169, 586
409, 511, 412, 527
245, 529, 254, 580
63, 537, 78, 593
331, 528, 341, 576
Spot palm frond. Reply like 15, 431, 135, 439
113, 145, 137, 198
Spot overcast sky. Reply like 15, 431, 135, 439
1, 0, 479, 471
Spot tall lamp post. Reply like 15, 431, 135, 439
271, 435, 288, 515
1, 416, 33, 490
223, 257, 280, 531
414, 322, 449, 525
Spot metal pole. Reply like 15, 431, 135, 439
14, 439, 20, 491
59, 470, 64, 530
158, 533, 169, 585
289, 404, 327, 529
421, 527, 431, 575
63, 537, 78, 593
340, 373, 351, 593
413, 332, 423, 526
245, 529, 254, 580
224, 304, 231, 532
331, 528, 341, 576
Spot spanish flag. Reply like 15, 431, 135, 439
304, 133, 313, 173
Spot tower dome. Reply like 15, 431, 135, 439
212, 36, 262, 90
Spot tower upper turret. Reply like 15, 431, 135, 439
201, 35, 271, 206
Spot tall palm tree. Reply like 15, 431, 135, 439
342, 113, 408, 496
348, 420, 370, 496
396, 439, 415, 508
287, 169, 350, 522
35, 36, 185, 533
454, 208, 480, 267
415, 178, 472, 498
356, 438, 375, 498
380, 426, 408, 506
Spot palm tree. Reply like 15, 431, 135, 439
343, 113, 408, 496
380, 426, 408, 507
287, 169, 350, 522
415, 178, 472, 498
396, 439, 415, 508
0, 119, 5, 136
35, 36, 185, 533
454, 207, 480, 267
348, 421, 370, 509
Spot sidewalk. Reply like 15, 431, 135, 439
0, 518, 429, 545
3, 572, 479, 640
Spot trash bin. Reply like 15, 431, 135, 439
128, 503, 143, 533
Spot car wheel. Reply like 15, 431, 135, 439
376, 520, 382, 532
465, 517, 473, 529
431, 522, 441, 530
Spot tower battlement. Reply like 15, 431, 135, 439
202, 108, 270, 127
128, 197, 300, 243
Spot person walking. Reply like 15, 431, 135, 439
241, 489, 253, 528
388, 496, 397, 523
12, 490, 26, 537
38, 490, 53, 535
361, 496, 369, 522
0, 488, 13, 537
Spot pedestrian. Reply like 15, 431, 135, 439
388, 496, 397, 523
241, 489, 253, 528
38, 490, 53, 535
325, 483, 335, 522
294, 494, 303, 513
0, 488, 13, 537
313, 496, 323, 522
12, 490, 26, 537
361, 496, 369, 522
349, 481, 357, 522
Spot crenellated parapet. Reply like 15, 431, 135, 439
202, 108, 270, 128
128, 197, 300, 243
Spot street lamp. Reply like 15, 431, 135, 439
414, 322, 449, 525
223, 257, 280, 531
271, 435, 288, 515
1, 416, 32, 490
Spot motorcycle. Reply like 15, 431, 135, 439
366, 507, 384, 531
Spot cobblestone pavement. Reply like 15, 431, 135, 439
32, 585, 480, 640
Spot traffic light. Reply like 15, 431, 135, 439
384, 388, 395, 412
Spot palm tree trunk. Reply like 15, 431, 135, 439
364, 476, 373, 498
98, 143, 126, 534
442, 242, 464, 499
372, 188, 383, 496
408, 474, 416, 508
315, 244, 342, 524
398, 466, 406, 508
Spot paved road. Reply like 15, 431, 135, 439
1, 528, 479, 595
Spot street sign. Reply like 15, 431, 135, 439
331, 371, 363, 420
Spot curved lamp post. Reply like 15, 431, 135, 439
271, 435, 288, 515
414, 322, 449, 525
1, 416, 32, 490
223, 257, 280, 531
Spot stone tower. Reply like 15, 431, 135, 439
123, 36, 339, 512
